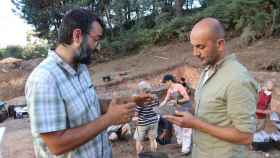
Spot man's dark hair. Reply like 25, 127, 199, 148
58, 8, 104, 45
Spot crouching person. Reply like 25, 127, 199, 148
156, 116, 173, 145
133, 81, 160, 157
107, 123, 132, 141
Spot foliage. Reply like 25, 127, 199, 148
10, 0, 280, 57
103, 0, 280, 54
0, 45, 48, 60
196, 0, 280, 43
1, 46, 24, 59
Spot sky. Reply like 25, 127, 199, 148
0, 0, 33, 48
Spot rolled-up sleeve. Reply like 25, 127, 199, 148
26, 70, 67, 134
226, 78, 258, 133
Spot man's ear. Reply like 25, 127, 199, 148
72, 29, 83, 46
217, 39, 225, 52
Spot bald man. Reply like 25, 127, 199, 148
165, 18, 259, 158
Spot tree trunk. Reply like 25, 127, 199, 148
152, 0, 158, 15
175, 0, 184, 16
105, 5, 114, 39
101, 0, 114, 39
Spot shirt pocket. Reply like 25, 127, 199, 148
66, 98, 89, 125
200, 87, 227, 124
59, 83, 88, 125
84, 84, 100, 116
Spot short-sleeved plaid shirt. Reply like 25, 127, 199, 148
25, 50, 112, 158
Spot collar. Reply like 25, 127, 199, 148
203, 54, 236, 73
48, 50, 83, 76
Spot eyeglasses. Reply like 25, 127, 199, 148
85, 33, 102, 50
87, 32, 103, 41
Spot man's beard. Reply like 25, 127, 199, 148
203, 48, 220, 67
73, 36, 93, 65
203, 55, 217, 66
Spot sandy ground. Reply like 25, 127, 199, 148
1, 118, 280, 158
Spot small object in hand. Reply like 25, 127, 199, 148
113, 93, 153, 105
132, 94, 153, 105
174, 111, 184, 117
113, 96, 133, 104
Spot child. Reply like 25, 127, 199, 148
133, 81, 159, 156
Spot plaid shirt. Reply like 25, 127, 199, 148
25, 50, 112, 158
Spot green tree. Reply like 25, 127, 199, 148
11, 0, 280, 58
2, 46, 24, 58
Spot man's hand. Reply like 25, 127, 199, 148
165, 111, 253, 145
105, 96, 136, 125
39, 95, 135, 156
164, 111, 196, 128
132, 93, 154, 105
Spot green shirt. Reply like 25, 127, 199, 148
193, 54, 258, 158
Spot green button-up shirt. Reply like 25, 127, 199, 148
193, 54, 258, 158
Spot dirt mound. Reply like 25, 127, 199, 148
259, 59, 280, 72
0, 58, 42, 100
0, 38, 279, 102
0, 57, 22, 64
236, 39, 280, 72
90, 41, 198, 87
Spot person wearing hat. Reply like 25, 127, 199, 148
160, 74, 192, 155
